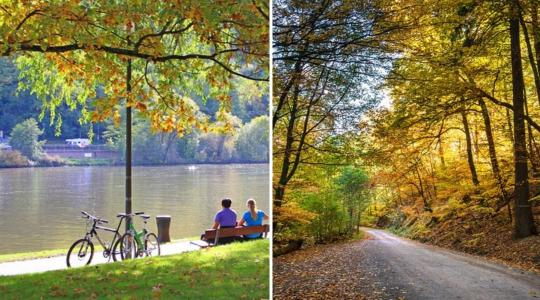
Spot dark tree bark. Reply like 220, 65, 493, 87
479, 98, 510, 212
506, 108, 515, 143
413, 165, 431, 212
524, 94, 540, 173
274, 83, 300, 208
520, 15, 540, 106
461, 111, 480, 186
273, 60, 303, 130
509, 4, 537, 238
530, 2, 540, 76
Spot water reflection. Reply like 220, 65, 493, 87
0, 164, 269, 254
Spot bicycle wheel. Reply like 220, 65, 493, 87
66, 238, 94, 268
114, 232, 138, 261
144, 233, 160, 257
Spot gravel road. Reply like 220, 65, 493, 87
359, 228, 540, 299
274, 228, 540, 299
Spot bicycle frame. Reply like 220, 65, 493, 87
127, 220, 147, 251
85, 216, 126, 257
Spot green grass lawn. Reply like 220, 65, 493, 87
0, 239, 269, 299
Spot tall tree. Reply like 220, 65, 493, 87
509, 0, 537, 238
272, 0, 393, 207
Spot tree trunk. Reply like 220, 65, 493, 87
524, 94, 540, 173
479, 98, 509, 211
273, 60, 303, 129
509, 5, 537, 238
274, 83, 300, 207
438, 137, 445, 167
520, 15, 540, 105
506, 108, 515, 143
414, 166, 431, 212
530, 2, 540, 75
461, 111, 480, 186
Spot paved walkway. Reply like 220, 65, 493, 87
0, 241, 200, 276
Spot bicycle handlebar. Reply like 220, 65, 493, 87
80, 211, 108, 224
81, 211, 148, 223
117, 212, 146, 218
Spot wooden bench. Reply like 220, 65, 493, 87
191, 224, 269, 248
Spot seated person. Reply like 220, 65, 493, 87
206, 198, 238, 244
238, 198, 269, 239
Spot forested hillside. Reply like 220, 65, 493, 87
0, 58, 269, 165
273, 0, 539, 270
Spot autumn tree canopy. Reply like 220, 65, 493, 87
0, 0, 269, 135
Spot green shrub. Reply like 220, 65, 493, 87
0, 150, 30, 167
37, 154, 65, 166
9, 118, 45, 160
301, 190, 352, 242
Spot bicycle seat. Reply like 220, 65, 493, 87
116, 213, 128, 218
140, 214, 151, 219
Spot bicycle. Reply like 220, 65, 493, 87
66, 211, 131, 267
116, 212, 160, 260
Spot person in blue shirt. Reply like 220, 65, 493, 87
238, 198, 269, 239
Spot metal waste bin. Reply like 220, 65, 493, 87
156, 215, 171, 243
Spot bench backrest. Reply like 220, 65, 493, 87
203, 225, 269, 240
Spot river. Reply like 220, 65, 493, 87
0, 164, 269, 254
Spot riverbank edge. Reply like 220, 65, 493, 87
0, 159, 270, 169
0, 237, 199, 263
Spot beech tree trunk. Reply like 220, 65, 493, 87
506, 108, 515, 143
274, 83, 300, 208
461, 111, 480, 186
479, 98, 509, 210
524, 96, 540, 173
520, 15, 540, 106
530, 2, 540, 76
509, 5, 537, 238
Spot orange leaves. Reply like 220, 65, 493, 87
187, 7, 203, 22
6, 0, 268, 143
275, 202, 316, 226
231, 12, 243, 22
90, 111, 102, 123
135, 102, 147, 112
216, 94, 232, 104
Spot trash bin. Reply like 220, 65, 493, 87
156, 215, 171, 243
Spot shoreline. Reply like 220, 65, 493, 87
0, 159, 270, 169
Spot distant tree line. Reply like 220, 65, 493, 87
0, 58, 269, 165
104, 114, 269, 165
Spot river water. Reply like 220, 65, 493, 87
0, 164, 269, 254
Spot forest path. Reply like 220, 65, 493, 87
361, 228, 540, 299
274, 228, 540, 299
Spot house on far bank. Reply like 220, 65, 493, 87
65, 138, 90, 148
